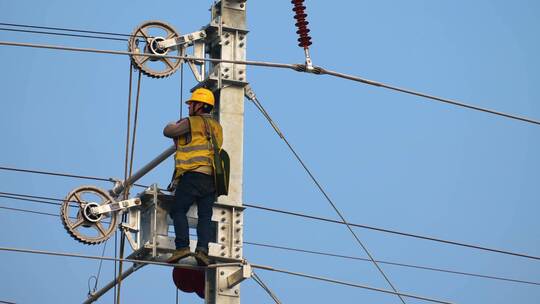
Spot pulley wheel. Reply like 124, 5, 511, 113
61, 186, 117, 245
128, 20, 184, 78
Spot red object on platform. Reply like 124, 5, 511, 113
172, 267, 206, 299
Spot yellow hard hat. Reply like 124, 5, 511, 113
186, 88, 215, 107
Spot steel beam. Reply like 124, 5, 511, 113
110, 145, 176, 196
82, 264, 145, 304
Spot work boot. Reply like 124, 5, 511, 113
167, 247, 191, 264
194, 248, 210, 266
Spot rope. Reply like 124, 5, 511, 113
247, 91, 406, 303
88, 241, 108, 296
116, 67, 143, 304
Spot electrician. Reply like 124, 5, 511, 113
163, 88, 223, 266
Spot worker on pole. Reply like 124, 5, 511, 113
163, 88, 223, 266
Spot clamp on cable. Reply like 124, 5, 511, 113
291, 0, 315, 72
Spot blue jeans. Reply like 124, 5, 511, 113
170, 172, 216, 252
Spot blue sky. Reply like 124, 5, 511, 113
0, 1, 539, 303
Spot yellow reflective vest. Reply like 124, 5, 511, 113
175, 115, 223, 177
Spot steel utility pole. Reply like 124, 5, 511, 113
201, 1, 248, 303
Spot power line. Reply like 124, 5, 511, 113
0, 244, 450, 304
1, 39, 538, 127
315, 67, 540, 126
0, 205, 59, 218
3, 203, 539, 287
1, 187, 538, 261
0, 40, 295, 69
244, 203, 540, 261
0, 165, 110, 182
0, 22, 136, 38
0, 165, 146, 188
0, 27, 126, 41
251, 264, 454, 304
0, 193, 61, 206
248, 89, 406, 303
0, 246, 230, 271
245, 241, 540, 286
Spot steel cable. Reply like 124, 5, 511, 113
252, 271, 283, 304
0, 27, 127, 41
0, 40, 538, 126
316, 67, 540, 126
2, 203, 539, 286
0, 165, 147, 188
247, 92, 406, 303
0, 22, 137, 38
244, 203, 540, 261
251, 264, 453, 304
1, 188, 538, 261
0, 245, 450, 304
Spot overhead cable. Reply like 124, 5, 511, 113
247, 89, 406, 303
0, 205, 60, 218
0, 165, 146, 188
0, 22, 135, 38
252, 271, 283, 304
251, 264, 453, 304
0, 246, 236, 271
0, 40, 295, 69
246, 240, 540, 286
0, 27, 126, 41
315, 67, 540, 126
1, 188, 538, 261
0, 193, 61, 206
2, 203, 539, 286
0, 245, 450, 304
244, 203, 540, 261
0, 39, 538, 126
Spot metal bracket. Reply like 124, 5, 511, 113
157, 30, 207, 50
244, 84, 256, 101
223, 0, 247, 11
227, 263, 251, 288
91, 198, 141, 215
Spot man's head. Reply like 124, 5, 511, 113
186, 88, 215, 116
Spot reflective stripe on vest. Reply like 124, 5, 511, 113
176, 156, 212, 165
175, 115, 223, 177
177, 144, 211, 153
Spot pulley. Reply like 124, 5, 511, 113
61, 186, 118, 245
128, 20, 184, 78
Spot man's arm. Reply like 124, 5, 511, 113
163, 118, 190, 138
